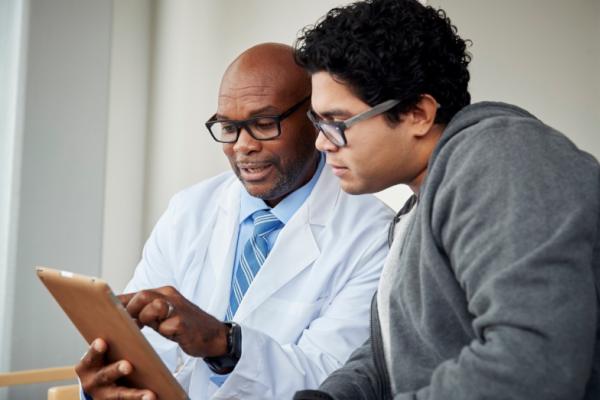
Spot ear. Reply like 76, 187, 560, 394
406, 94, 438, 138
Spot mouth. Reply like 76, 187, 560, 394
237, 162, 274, 182
327, 162, 349, 177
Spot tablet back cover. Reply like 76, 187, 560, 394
36, 267, 188, 400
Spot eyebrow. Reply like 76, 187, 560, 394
312, 108, 353, 120
215, 105, 282, 121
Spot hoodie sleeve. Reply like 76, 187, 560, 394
294, 296, 392, 400
294, 338, 381, 400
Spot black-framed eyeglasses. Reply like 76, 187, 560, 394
205, 96, 310, 143
306, 99, 400, 147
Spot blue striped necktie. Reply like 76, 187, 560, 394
226, 209, 282, 320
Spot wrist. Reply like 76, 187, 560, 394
203, 322, 242, 375
212, 322, 230, 357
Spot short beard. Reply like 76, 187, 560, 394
236, 153, 317, 202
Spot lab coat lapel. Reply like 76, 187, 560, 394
233, 166, 340, 322
206, 180, 241, 318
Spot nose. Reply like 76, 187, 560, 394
315, 130, 338, 153
233, 126, 261, 154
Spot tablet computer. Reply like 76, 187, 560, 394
36, 266, 189, 400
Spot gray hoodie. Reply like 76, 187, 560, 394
294, 102, 600, 400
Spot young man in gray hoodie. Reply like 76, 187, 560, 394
293, 0, 600, 399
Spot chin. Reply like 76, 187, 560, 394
339, 180, 371, 195
243, 181, 271, 196
244, 181, 288, 203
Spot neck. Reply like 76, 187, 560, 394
408, 124, 445, 195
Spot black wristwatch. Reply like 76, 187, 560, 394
203, 322, 242, 375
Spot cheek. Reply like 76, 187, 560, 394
222, 144, 236, 162
347, 124, 393, 169
269, 135, 306, 167
344, 145, 371, 174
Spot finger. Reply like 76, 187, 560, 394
102, 386, 157, 400
77, 338, 108, 372
125, 290, 159, 319
118, 292, 136, 307
159, 312, 227, 357
157, 315, 181, 342
137, 298, 171, 329
81, 359, 130, 394
92, 360, 133, 387
154, 285, 178, 297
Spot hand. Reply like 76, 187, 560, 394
75, 338, 156, 400
118, 286, 229, 358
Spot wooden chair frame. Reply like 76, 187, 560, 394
0, 366, 78, 400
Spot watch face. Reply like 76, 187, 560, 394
225, 322, 235, 354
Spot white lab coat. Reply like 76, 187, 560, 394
125, 165, 393, 399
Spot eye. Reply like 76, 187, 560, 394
253, 118, 277, 132
220, 123, 237, 134
321, 123, 342, 135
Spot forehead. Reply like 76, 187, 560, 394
217, 67, 295, 119
218, 85, 281, 117
310, 72, 367, 113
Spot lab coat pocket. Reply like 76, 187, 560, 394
251, 296, 326, 343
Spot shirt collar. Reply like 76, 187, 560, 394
239, 153, 325, 225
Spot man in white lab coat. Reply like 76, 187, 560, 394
75, 43, 393, 399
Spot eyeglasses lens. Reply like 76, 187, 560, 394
210, 118, 280, 143
321, 124, 345, 147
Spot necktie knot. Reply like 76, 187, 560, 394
252, 209, 282, 238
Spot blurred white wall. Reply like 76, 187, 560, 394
101, 0, 154, 293
2, 1, 113, 398
430, 0, 600, 161
1, 1, 598, 399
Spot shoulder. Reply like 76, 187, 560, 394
423, 103, 600, 232
166, 170, 240, 218
430, 102, 600, 190
171, 170, 237, 203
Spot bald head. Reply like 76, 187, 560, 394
220, 43, 311, 103
214, 43, 319, 207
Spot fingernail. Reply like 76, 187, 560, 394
92, 340, 103, 352
118, 362, 131, 374
142, 394, 152, 400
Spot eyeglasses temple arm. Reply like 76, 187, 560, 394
344, 99, 400, 127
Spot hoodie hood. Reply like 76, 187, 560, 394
431, 101, 539, 163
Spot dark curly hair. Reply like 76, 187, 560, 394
294, 0, 471, 124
